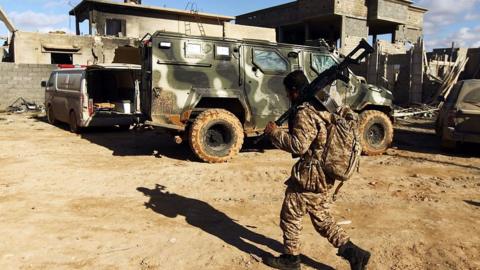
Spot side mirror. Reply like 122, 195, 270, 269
41, 81, 47, 88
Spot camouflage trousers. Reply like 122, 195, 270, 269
280, 186, 350, 255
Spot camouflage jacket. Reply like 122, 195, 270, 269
270, 102, 332, 193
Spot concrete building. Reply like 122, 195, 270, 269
69, 0, 234, 38
236, 0, 427, 54
4, 0, 276, 65
0, 1, 277, 109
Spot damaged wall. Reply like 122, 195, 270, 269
0, 63, 55, 110
92, 11, 225, 38
11, 31, 139, 65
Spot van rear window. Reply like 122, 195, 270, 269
57, 73, 82, 91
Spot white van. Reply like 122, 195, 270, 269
42, 64, 142, 133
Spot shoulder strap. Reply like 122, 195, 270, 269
332, 181, 344, 202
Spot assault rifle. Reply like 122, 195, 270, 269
254, 39, 374, 144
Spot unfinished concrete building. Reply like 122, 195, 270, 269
237, 0, 428, 104
237, 0, 427, 54
69, 0, 234, 38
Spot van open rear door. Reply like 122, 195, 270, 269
140, 37, 153, 121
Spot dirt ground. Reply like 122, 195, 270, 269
0, 113, 479, 270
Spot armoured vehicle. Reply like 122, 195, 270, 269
140, 32, 394, 163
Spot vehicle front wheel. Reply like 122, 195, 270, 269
358, 110, 394, 156
69, 111, 81, 134
47, 106, 57, 125
189, 109, 244, 163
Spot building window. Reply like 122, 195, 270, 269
51, 53, 73, 64
253, 49, 288, 74
106, 19, 126, 37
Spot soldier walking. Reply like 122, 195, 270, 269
263, 71, 371, 270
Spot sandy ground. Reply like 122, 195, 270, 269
0, 113, 479, 270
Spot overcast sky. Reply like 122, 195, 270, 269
1, 0, 479, 50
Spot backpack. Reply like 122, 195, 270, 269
321, 107, 362, 200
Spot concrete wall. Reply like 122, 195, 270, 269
374, 0, 409, 24
224, 23, 276, 42
93, 11, 224, 38
298, 0, 335, 19
334, 0, 368, 18
12, 31, 138, 65
0, 63, 55, 110
236, 2, 300, 27
341, 16, 369, 54
407, 7, 424, 29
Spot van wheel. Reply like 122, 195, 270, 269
69, 111, 81, 134
359, 110, 394, 156
189, 109, 244, 163
47, 106, 57, 125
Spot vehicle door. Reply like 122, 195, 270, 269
54, 71, 83, 122
455, 82, 480, 135
140, 39, 153, 119
44, 72, 56, 108
243, 46, 290, 129
304, 52, 358, 106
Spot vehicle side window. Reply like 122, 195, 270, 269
47, 73, 55, 89
311, 54, 336, 74
462, 88, 480, 104
56, 73, 82, 91
57, 73, 69, 90
253, 49, 288, 74
67, 73, 82, 91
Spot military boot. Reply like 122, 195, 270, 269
337, 241, 371, 270
265, 254, 301, 270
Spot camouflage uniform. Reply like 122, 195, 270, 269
270, 102, 350, 256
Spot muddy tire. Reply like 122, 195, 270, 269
189, 109, 244, 163
359, 110, 394, 156
47, 106, 57, 125
69, 111, 81, 134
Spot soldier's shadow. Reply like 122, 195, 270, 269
137, 185, 334, 270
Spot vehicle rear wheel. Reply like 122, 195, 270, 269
358, 110, 394, 156
69, 111, 81, 134
47, 106, 57, 125
189, 109, 244, 163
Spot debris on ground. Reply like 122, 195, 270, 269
6, 98, 44, 114
393, 104, 439, 119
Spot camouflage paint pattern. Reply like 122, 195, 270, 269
268, 102, 350, 255
281, 186, 350, 255
141, 32, 393, 136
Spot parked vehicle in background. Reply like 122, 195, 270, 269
42, 64, 142, 133
141, 32, 394, 163
436, 79, 480, 149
